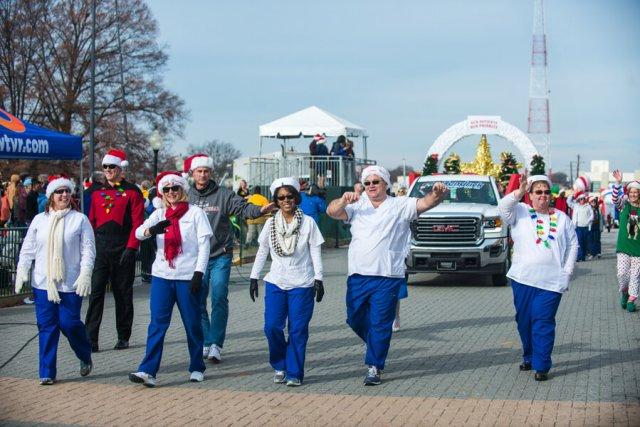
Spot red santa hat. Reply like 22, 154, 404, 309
46, 175, 75, 198
312, 134, 326, 144
102, 149, 129, 168
183, 154, 213, 172
574, 191, 587, 201
156, 171, 189, 195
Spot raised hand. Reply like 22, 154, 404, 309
260, 202, 277, 215
341, 191, 360, 205
612, 169, 622, 183
431, 182, 448, 202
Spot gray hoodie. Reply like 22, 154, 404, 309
188, 180, 263, 257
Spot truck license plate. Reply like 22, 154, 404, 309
437, 261, 457, 271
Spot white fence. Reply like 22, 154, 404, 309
248, 155, 376, 187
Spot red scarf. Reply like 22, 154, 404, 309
164, 202, 189, 269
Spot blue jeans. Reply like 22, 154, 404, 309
264, 282, 315, 381
575, 226, 589, 261
346, 274, 402, 370
34, 289, 92, 380
138, 276, 205, 376
511, 279, 562, 373
200, 254, 232, 348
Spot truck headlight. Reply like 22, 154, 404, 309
483, 217, 502, 229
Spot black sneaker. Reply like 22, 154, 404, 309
114, 340, 129, 350
364, 366, 381, 386
80, 361, 93, 377
519, 362, 532, 371
535, 371, 549, 381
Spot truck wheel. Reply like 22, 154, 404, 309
492, 273, 508, 287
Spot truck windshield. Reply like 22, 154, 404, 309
410, 180, 497, 205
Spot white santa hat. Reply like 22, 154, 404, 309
526, 175, 552, 191
270, 177, 300, 196
361, 165, 391, 187
46, 175, 75, 198
156, 171, 189, 195
184, 154, 213, 172
102, 149, 129, 168
626, 181, 640, 191
573, 175, 591, 192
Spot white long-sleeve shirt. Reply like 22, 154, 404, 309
17, 210, 96, 293
250, 214, 324, 290
498, 193, 579, 293
571, 203, 594, 228
136, 205, 212, 280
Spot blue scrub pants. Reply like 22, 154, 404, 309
264, 282, 315, 381
200, 254, 232, 348
346, 274, 402, 370
511, 279, 562, 373
575, 226, 589, 261
589, 226, 601, 256
138, 276, 205, 377
33, 288, 92, 380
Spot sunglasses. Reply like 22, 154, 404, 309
533, 190, 551, 195
53, 188, 71, 195
363, 180, 381, 187
277, 194, 295, 201
102, 164, 118, 170
162, 185, 181, 193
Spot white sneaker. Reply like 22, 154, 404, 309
189, 371, 204, 382
207, 344, 222, 363
392, 318, 400, 332
129, 371, 156, 387
202, 346, 210, 359
273, 370, 286, 383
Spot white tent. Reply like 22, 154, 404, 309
258, 105, 369, 158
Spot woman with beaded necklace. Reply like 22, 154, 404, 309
249, 177, 324, 387
498, 171, 578, 381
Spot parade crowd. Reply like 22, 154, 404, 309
9, 148, 640, 389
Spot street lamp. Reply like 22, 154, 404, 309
149, 130, 163, 178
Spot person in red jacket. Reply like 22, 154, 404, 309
85, 149, 144, 352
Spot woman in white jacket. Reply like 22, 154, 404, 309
129, 171, 212, 387
15, 176, 95, 385
249, 177, 324, 387
498, 172, 578, 381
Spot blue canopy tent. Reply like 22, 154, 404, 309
0, 108, 85, 207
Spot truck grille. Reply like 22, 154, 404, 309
412, 217, 480, 245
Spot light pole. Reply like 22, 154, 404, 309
149, 130, 163, 178
402, 158, 407, 188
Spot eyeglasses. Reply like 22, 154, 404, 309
102, 164, 117, 170
53, 188, 71, 195
277, 194, 295, 201
533, 190, 551, 195
363, 180, 381, 187
162, 185, 181, 193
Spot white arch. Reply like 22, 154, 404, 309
426, 117, 539, 167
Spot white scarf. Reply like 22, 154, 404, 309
270, 208, 302, 257
47, 208, 70, 292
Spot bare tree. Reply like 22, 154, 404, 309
0, 0, 188, 180
186, 140, 241, 180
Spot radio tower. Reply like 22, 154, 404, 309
527, 0, 551, 164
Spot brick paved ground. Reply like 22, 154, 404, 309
1, 231, 638, 426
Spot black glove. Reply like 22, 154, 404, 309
148, 219, 171, 236
119, 248, 136, 266
250, 278, 258, 302
314, 279, 324, 303
190, 271, 203, 295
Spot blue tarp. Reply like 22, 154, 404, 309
0, 109, 82, 160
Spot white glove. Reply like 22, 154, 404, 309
14, 265, 30, 294
46, 279, 61, 304
73, 268, 93, 298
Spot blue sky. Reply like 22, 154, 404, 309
149, 0, 639, 175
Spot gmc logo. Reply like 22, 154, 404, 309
432, 224, 460, 233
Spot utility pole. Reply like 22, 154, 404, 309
576, 155, 581, 177
569, 161, 573, 183
89, 0, 96, 174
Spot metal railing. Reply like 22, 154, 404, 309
249, 155, 376, 187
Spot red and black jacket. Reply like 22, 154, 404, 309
88, 180, 144, 250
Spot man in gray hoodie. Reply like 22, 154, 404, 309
185, 154, 274, 363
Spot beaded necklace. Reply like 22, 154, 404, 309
529, 208, 557, 248
100, 181, 127, 214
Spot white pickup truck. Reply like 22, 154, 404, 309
405, 174, 510, 286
